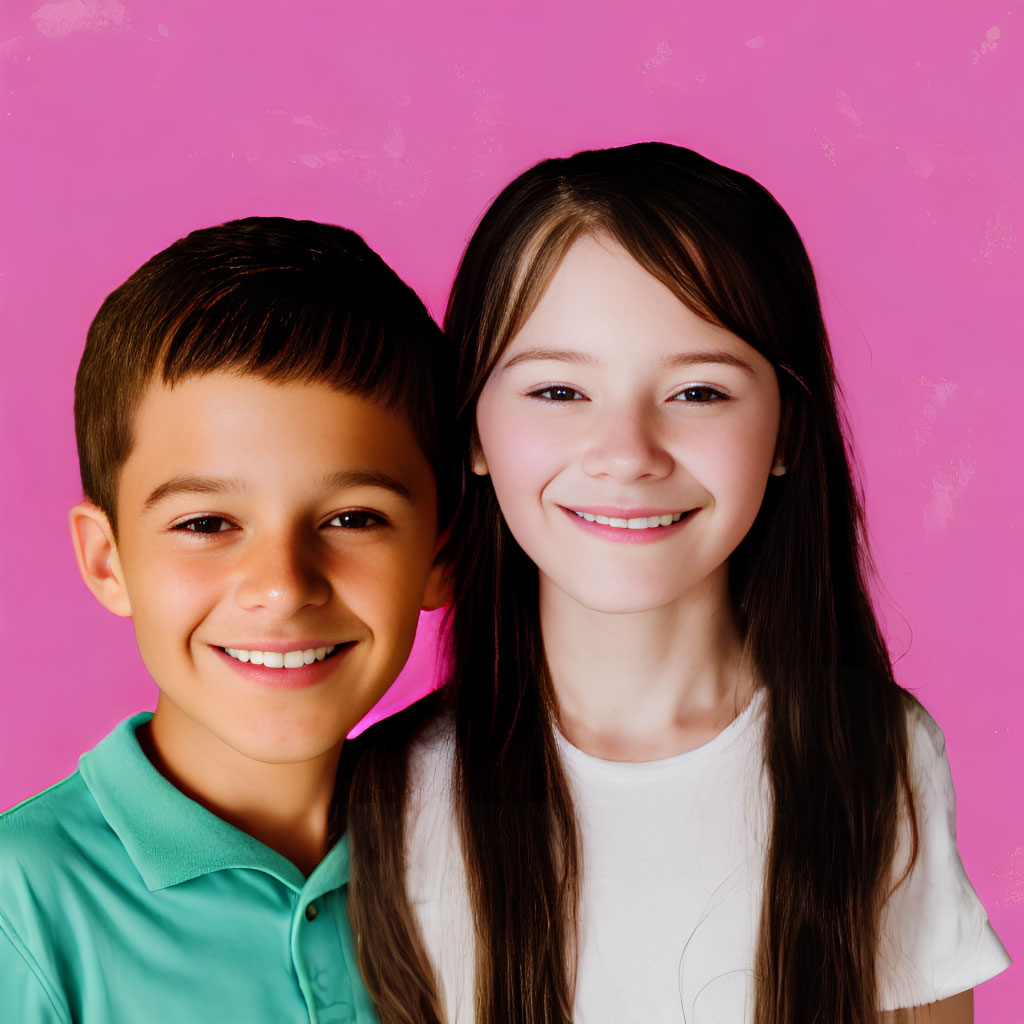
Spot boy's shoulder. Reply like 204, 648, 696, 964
0, 713, 382, 1023
0, 713, 168, 955
0, 733, 129, 933
0, 759, 125, 1020
0, 768, 104, 864
0, 714, 150, 849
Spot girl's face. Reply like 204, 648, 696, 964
474, 233, 782, 616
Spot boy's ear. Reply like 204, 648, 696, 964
69, 502, 132, 617
421, 531, 452, 611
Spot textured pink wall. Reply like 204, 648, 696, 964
1, 0, 1019, 1012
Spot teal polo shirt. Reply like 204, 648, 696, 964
0, 713, 379, 1024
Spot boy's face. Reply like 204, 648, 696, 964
73, 372, 444, 769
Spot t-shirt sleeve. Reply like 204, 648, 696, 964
0, 914, 70, 1024
876, 699, 1011, 1011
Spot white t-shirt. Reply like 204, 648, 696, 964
404, 691, 1010, 1023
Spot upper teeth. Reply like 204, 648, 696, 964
224, 645, 336, 668
574, 512, 684, 529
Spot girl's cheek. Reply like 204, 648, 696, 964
494, 424, 571, 483
480, 401, 564, 470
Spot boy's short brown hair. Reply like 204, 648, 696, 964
75, 217, 453, 534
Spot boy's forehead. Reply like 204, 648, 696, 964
118, 371, 435, 515
130, 370, 391, 438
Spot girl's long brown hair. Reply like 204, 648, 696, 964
344, 142, 917, 1024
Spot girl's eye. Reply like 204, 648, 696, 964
327, 510, 388, 530
672, 386, 727, 404
529, 385, 584, 402
173, 516, 231, 534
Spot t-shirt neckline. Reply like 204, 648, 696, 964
553, 687, 766, 777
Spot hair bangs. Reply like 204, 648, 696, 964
157, 275, 423, 414
76, 217, 452, 533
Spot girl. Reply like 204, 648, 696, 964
344, 143, 1009, 1023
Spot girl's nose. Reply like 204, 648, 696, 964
580, 404, 674, 482
235, 531, 331, 615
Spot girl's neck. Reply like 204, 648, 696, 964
540, 566, 756, 762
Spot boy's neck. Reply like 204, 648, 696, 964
138, 703, 342, 877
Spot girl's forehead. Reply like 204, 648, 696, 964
518, 235, 679, 334
501, 234, 765, 372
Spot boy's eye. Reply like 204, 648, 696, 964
672, 386, 727, 403
173, 516, 231, 534
528, 385, 585, 402
327, 510, 388, 530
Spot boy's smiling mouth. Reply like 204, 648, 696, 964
220, 645, 345, 668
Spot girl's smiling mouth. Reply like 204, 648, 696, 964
560, 506, 696, 542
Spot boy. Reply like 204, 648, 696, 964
0, 218, 452, 1022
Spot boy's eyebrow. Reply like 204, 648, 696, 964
143, 476, 245, 511
501, 346, 755, 376
321, 469, 413, 502
143, 470, 414, 511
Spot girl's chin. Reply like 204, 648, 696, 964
540, 579, 719, 618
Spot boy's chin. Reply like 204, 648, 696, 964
216, 720, 358, 767
147, 702, 359, 774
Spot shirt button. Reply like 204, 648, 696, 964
305, 902, 319, 921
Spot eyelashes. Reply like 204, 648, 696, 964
325, 510, 390, 530
527, 385, 585, 403
171, 515, 232, 534
670, 385, 729, 404
169, 509, 390, 536
525, 384, 730, 404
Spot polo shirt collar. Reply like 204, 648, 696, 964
79, 712, 350, 895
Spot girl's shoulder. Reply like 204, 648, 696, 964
901, 691, 948, 764
900, 694, 950, 807
877, 691, 1011, 1010
898, 691, 967, 839
405, 703, 457, 807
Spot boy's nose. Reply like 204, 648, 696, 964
580, 404, 673, 483
235, 532, 331, 614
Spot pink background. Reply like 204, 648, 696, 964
1, 0, 1020, 1013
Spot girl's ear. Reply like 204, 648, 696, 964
69, 502, 132, 617
469, 429, 489, 477
772, 394, 800, 478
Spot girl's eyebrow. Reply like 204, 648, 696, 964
500, 347, 596, 371
500, 346, 755, 376
662, 350, 756, 376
